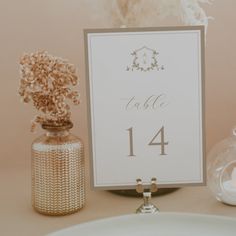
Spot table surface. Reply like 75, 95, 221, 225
1, 167, 236, 236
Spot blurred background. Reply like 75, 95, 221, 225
0, 0, 236, 175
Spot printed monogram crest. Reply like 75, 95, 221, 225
126, 46, 164, 72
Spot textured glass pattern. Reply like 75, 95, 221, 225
31, 129, 85, 215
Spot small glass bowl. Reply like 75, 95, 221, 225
207, 128, 236, 205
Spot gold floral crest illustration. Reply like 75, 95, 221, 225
126, 46, 164, 72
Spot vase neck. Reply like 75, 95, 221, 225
45, 129, 70, 137
42, 121, 73, 137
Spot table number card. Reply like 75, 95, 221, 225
84, 26, 205, 190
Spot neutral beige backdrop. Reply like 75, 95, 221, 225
0, 0, 236, 184
1, 1, 236, 235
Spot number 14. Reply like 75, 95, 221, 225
127, 126, 168, 157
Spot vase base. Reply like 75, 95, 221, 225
33, 206, 83, 216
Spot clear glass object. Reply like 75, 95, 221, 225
136, 192, 159, 214
207, 127, 236, 205
31, 121, 85, 215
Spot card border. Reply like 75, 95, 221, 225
84, 26, 206, 190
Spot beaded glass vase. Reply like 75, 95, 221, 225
31, 121, 85, 215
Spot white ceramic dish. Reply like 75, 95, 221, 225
47, 213, 236, 236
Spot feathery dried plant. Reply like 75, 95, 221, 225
111, 0, 212, 29
19, 51, 80, 131
86, 0, 213, 32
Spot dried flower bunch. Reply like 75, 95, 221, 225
87, 0, 212, 32
19, 51, 80, 131
110, 0, 212, 30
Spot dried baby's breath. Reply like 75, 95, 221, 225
19, 51, 80, 131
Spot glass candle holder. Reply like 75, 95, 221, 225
207, 128, 236, 205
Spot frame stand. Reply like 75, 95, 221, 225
136, 178, 159, 214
